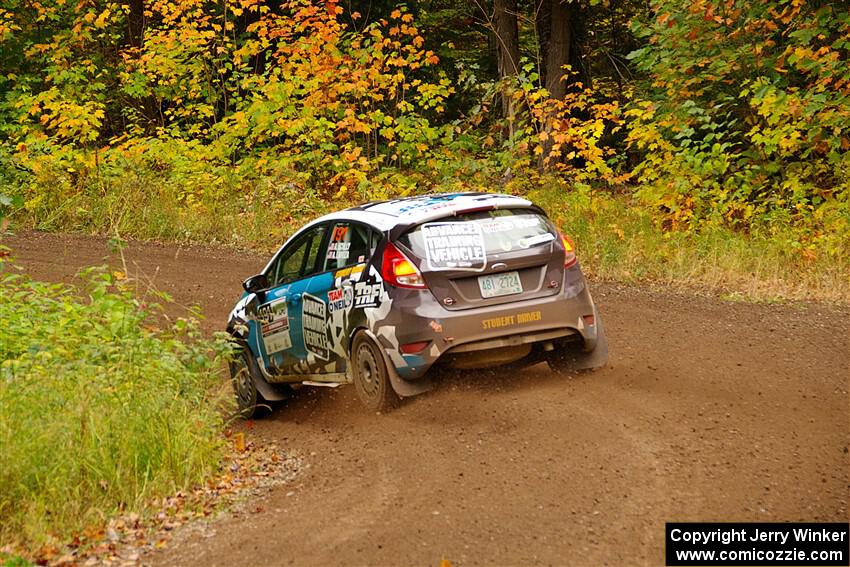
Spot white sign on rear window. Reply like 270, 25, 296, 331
422, 222, 487, 271
479, 216, 541, 233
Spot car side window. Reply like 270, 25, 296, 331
268, 225, 327, 287
323, 222, 379, 272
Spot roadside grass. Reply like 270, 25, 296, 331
6, 174, 849, 303
530, 185, 850, 304
0, 262, 234, 551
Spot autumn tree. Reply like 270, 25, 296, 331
627, 0, 850, 228
493, 0, 521, 133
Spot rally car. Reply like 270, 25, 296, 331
227, 192, 608, 416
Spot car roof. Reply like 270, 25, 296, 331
264, 192, 539, 274
313, 192, 535, 231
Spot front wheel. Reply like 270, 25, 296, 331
230, 348, 270, 419
351, 333, 398, 412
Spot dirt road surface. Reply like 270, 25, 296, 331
5, 231, 849, 567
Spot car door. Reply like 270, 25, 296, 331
301, 220, 382, 377
250, 223, 328, 377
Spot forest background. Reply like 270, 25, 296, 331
1, 0, 849, 555
1, 0, 848, 300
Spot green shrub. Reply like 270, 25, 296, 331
528, 181, 850, 303
0, 265, 234, 547
627, 0, 850, 230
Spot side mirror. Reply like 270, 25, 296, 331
242, 274, 269, 294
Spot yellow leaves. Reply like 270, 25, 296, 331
94, 8, 111, 29
609, 225, 625, 241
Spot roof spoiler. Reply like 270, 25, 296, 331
387, 203, 548, 241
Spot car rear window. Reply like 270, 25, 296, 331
398, 209, 556, 271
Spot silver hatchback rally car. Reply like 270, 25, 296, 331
227, 192, 608, 416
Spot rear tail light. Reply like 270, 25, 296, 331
400, 341, 430, 354
561, 234, 577, 268
381, 242, 427, 289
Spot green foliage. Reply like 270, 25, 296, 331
627, 0, 850, 234
529, 180, 850, 303
0, 267, 234, 547
0, 0, 846, 293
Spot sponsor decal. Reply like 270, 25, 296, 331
480, 219, 516, 233
481, 310, 542, 330
333, 263, 365, 287
395, 195, 461, 215
257, 298, 292, 354
334, 263, 365, 280
327, 286, 354, 313
331, 225, 349, 242
326, 241, 351, 261
422, 222, 487, 271
327, 224, 352, 261
302, 293, 329, 360
480, 216, 542, 233
354, 280, 382, 308
518, 233, 556, 248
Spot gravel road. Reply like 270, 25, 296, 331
6, 231, 849, 567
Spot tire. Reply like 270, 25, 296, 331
351, 332, 398, 412
229, 348, 270, 419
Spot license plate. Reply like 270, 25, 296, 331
478, 271, 523, 299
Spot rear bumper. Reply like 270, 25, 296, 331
377, 266, 601, 380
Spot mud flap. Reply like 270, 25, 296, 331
243, 349, 290, 402
254, 371, 290, 402
361, 329, 434, 398
385, 357, 434, 398
574, 315, 608, 370
548, 313, 609, 372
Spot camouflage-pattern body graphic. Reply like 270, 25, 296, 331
227, 192, 608, 400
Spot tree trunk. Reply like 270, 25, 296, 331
545, 0, 572, 100
125, 0, 145, 49
535, 0, 551, 86
493, 0, 520, 135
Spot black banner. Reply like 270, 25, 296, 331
666, 523, 849, 566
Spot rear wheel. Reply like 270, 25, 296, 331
351, 333, 397, 412
230, 348, 270, 419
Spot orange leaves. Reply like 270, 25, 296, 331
517, 74, 622, 179
202, 0, 452, 180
